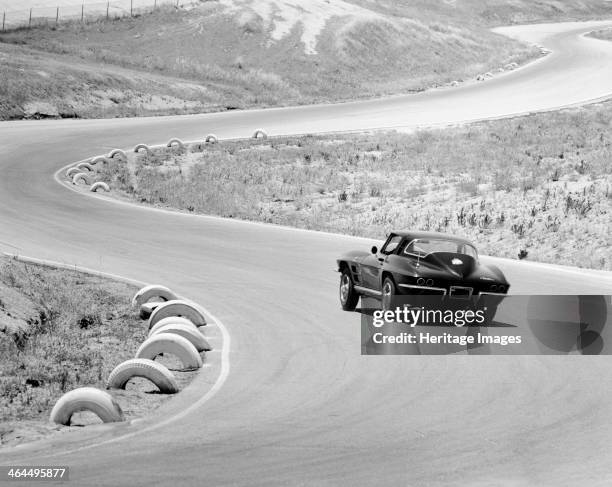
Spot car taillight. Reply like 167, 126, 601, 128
417, 278, 425, 285
426, 279, 434, 286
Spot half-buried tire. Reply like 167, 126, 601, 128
108, 149, 127, 161
72, 172, 88, 185
150, 323, 211, 352
167, 138, 185, 150
65, 167, 80, 178
134, 143, 151, 154
252, 128, 268, 139
205, 133, 218, 144
91, 156, 109, 165
106, 358, 179, 394
77, 162, 94, 171
50, 387, 124, 425
90, 181, 110, 193
132, 284, 179, 308
148, 300, 207, 329
136, 332, 202, 370
148, 316, 197, 336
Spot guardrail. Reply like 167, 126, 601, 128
0, 0, 197, 32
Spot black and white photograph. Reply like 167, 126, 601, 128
0, 0, 611, 485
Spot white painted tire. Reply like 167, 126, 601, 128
148, 300, 208, 329
148, 316, 197, 336
50, 387, 124, 425
106, 358, 178, 393
167, 138, 185, 149
90, 181, 110, 193
136, 332, 202, 370
134, 143, 151, 154
72, 172, 89, 185
66, 167, 80, 178
205, 133, 218, 144
252, 128, 268, 139
150, 323, 211, 352
108, 149, 127, 160
91, 156, 109, 165
132, 284, 179, 308
77, 162, 94, 171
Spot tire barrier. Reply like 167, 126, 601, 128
50, 387, 124, 425
204, 133, 218, 144
252, 128, 268, 139
108, 149, 127, 161
167, 138, 185, 150
90, 182, 110, 193
106, 358, 179, 394
66, 167, 80, 178
72, 172, 89, 185
476, 74, 486, 81
134, 143, 151, 154
136, 332, 203, 370
139, 301, 163, 320
148, 300, 208, 330
132, 284, 179, 308
150, 323, 211, 352
77, 162, 94, 171
91, 156, 109, 165
148, 316, 197, 336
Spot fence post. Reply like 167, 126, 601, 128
106, 1, 109, 20
2, 11, 5, 32
154, 0, 157, 10
29, 8, 32, 27
81, 3, 84, 22
130, 0, 133, 16
56, 7, 59, 25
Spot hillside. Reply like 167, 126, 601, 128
1, 0, 611, 119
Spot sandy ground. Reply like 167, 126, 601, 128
219, 0, 385, 54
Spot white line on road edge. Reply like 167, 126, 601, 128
1, 252, 231, 458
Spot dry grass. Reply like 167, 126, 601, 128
3, 1, 612, 120
0, 258, 197, 447
4, 0, 608, 119
0, 43, 225, 120
84, 101, 612, 270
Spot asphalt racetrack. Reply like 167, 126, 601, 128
1, 21, 612, 486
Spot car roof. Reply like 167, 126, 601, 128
389, 231, 474, 246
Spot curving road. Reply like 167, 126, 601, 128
2, 20, 612, 486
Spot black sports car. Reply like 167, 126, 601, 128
337, 231, 510, 314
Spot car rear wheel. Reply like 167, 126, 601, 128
339, 269, 359, 311
381, 277, 397, 311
